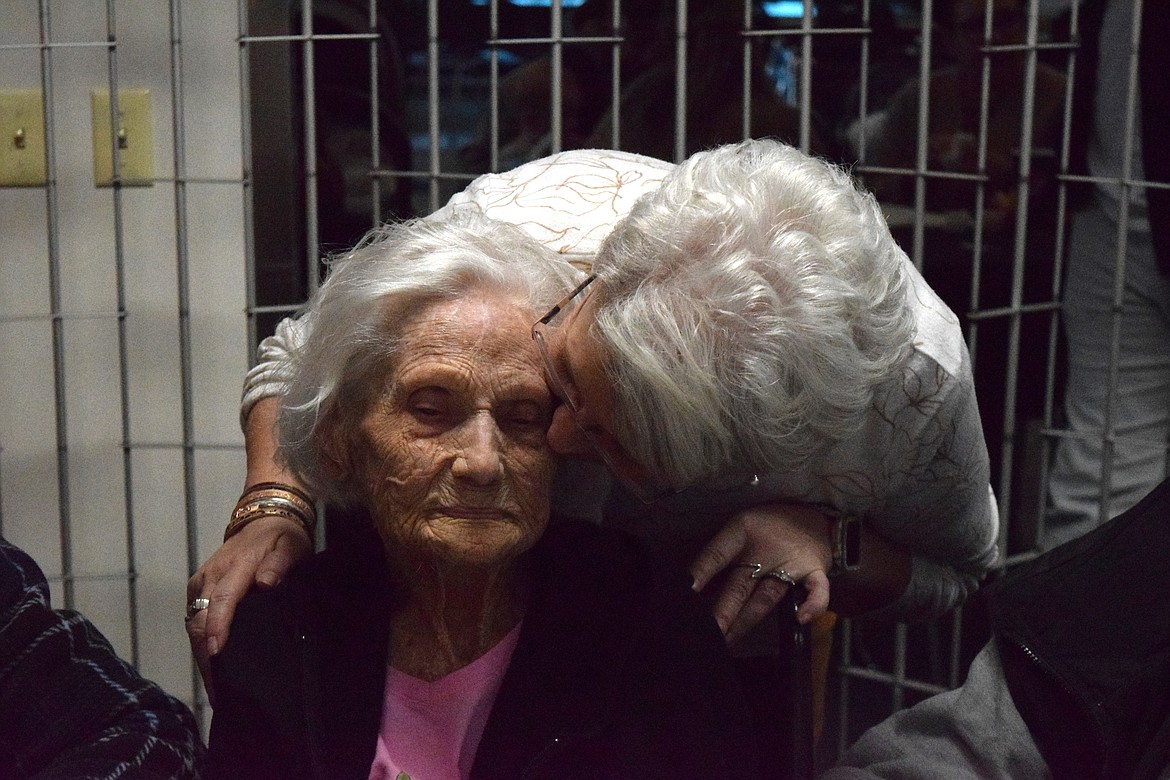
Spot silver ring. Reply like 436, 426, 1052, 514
735, 562, 796, 585
186, 597, 210, 621
761, 568, 796, 585
734, 562, 766, 578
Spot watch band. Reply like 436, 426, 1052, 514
830, 513, 862, 576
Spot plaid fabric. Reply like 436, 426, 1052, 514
0, 537, 205, 779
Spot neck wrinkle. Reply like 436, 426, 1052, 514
387, 557, 527, 682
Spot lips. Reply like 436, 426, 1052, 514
440, 506, 510, 521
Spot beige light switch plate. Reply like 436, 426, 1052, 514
91, 88, 153, 187
0, 90, 47, 187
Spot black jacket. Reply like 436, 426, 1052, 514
206, 520, 762, 779
985, 477, 1170, 779
0, 537, 205, 779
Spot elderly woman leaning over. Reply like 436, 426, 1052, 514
202, 211, 761, 779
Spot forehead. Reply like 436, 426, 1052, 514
392, 293, 544, 384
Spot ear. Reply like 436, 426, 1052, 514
314, 413, 352, 484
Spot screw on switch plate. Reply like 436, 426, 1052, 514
91, 88, 153, 187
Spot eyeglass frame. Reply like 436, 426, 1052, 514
530, 273, 669, 504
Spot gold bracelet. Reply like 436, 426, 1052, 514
224, 503, 314, 542
224, 483, 317, 542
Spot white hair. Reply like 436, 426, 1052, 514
278, 208, 581, 503
591, 139, 916, 488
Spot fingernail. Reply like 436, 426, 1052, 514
691, 578, 700, 592
258, 573, 278, 588
208, 637, 220, 656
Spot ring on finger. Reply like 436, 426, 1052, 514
734, 562, 766, 578
185, 597, 210, 622
734, 562, 797, 585
759, 567, 796, 585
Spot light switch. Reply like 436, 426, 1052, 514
91, 88, 153, 187
0, 90, 47, 187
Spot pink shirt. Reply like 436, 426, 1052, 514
368, 623, 522, 780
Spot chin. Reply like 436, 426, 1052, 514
420, 516, 544, 569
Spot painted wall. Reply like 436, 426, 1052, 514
0, 1, 250, 722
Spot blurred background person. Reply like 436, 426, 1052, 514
1044, 0, 1170, 549
866, 0, 1066, 228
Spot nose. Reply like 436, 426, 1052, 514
546, 405, 596, 458
452, 413, 504, 485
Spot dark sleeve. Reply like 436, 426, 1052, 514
205, 652, 292, 780
0, 538, 205, 780
205, 587, 318, 780
616, 565, 764, 776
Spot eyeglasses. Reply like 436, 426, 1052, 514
532, 273, 597, 413
531, 274, 669, 504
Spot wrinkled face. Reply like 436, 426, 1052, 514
348, 293, 555, 569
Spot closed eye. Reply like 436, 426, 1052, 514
407, 387, 455, 424
500, 399, 551, 430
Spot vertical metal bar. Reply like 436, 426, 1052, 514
427, 0, 441, 210
1098, 0, 1145, 524
550, 0, 564, 155
909, 0, 934, 270
489, 0, 500, 172
892, 622, 907, 711
103, 0, 141, 669
965, 0, 993, 361
854, 0, 873, 161
367, 0, 383, 225
300, 0, 320, 294
798, 0, 813, 152
836, 619, 853, 758
234, 10, 260, 713
1038, 0, 1084, 535
168, 0, 201, 717
948, 607, 964, 689
994, 0, 1046, 543
673, 0, 687, 162
37, 0, 74, 609
606, 0, 622, 150
967, 0, 1000, 537
238, 0, 258, 359
741, 0, 752, 141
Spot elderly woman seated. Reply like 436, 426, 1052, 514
203, 210, 761, 778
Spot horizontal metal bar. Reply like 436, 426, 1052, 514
0, 41, 111, 51
45, 571, 140, 585
966, 300, 1062, 320
248, 303, 303, 315
836, 666, 950, 697
1057, 172, 1170, 191
0, 311, 125, 325
126, 441, 245, 451
1037, 426, 1170, 449
238, 32, 378, 43
490, 34, 623, 45
368, 169, 478, 185
742, 26, 871, 38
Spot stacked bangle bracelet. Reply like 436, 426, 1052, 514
224, 481, 317, 542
